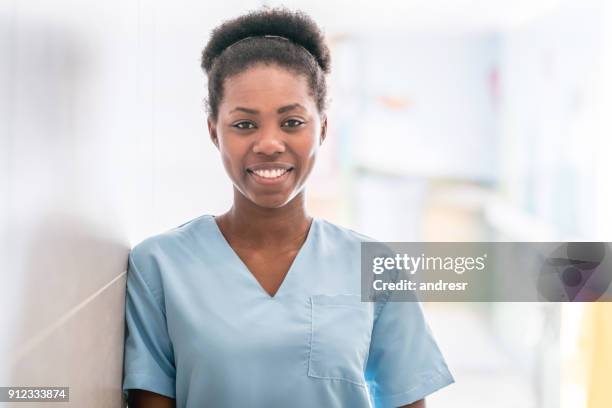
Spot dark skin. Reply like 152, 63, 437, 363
127, 63, 424, 408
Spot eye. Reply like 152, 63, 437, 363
282, 118, 305, 128
232, 121, 256, 130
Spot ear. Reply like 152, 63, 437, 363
319, 114, 328, 146
207, 116, 219, 150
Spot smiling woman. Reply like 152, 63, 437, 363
122, 6, 454, 408
209, 65, 325, 209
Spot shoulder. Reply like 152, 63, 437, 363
317, 218, 377, 242
315, 218, 380, 254
128, 214, 211, 286
133, 213, 211, 255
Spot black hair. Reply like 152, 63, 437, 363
201, 7, 331, 121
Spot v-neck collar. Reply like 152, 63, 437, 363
207, 215, 317, 299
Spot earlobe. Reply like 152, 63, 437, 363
207, 117, 219, 149
319, 115, 328, 145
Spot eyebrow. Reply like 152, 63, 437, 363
230, 103, 305, 115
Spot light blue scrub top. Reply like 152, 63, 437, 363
122, 214, 454, 408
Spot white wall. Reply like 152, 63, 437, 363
1, 0, 258, 405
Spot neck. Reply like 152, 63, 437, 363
216, 189, 312, 249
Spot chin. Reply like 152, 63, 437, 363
253, 197, 291, 209
247, 190, 298, 209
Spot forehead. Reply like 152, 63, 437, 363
220, 64, 315, 113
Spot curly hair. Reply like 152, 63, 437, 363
201, 7, 331, 120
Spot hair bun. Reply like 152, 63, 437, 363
201, 7, 331, 74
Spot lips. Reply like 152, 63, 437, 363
246, 162, 294, 185
246, 162, 294, 172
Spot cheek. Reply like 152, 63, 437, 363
296, 128, 320, 155
218, 138, 247, 176
220, 153, 235, 175
221, 153, 243, 179
294, 136, 319, 177
301, 135, 320, 162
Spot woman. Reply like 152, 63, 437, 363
122, 7, 453, 408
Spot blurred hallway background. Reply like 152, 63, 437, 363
1, 0, 612, 406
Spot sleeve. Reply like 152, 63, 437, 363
122, 249, 176, 400
365, 299, 454, 408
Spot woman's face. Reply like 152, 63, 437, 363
208, 64, 327, 209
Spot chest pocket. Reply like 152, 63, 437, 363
308, 294, 374, 386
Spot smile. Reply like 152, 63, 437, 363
247, 167, 293, 185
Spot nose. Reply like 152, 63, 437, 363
252, 130, 286, 156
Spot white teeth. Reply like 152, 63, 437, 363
252, 168, 288, 179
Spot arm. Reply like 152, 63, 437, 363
123, 251, 177, 405
400, 399, 425, 408
127, 389, 176, 408
365, 297, 454, 407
